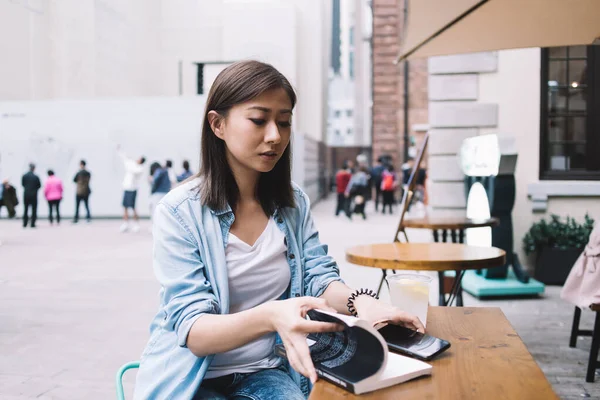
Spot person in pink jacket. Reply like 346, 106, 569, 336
44, 170, 63, 225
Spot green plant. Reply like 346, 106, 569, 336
523, 214, 595, 255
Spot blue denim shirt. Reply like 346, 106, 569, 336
151, 168, 171, 194
134, 179, 343, 399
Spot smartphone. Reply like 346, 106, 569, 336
378, 324, 451, 361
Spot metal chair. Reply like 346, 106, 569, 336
116, 361, 140, 400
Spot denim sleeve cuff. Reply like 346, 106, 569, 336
312, 275, 345, 299
176, 300, 221, 348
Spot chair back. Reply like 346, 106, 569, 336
393, 133, 429, 242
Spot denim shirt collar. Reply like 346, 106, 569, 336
214, 205, 284, 248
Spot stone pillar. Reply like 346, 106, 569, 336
427, 52, 499, 216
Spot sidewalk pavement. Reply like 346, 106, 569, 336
0, 195, 596, 399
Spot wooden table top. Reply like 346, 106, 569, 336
309, 307, 558, 400
403, 216, 499, 230
346, 242, 506, 271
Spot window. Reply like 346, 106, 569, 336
335, 129, 341, 136
334, 110, 341, 118
347, 128, 352, 135
346, 109, 353, 117
540, 45, 600, 180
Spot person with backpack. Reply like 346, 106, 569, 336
370, 157, 385, 212
345, 165, 370, 220
381, 164, 398, 214
73, 160, 92, 223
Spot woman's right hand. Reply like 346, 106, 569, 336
266, 297, 343, 384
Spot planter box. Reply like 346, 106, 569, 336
534, 247, 583, 285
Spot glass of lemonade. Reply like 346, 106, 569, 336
386, 273, 432, 328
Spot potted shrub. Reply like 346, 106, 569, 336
523, 214, 595, 285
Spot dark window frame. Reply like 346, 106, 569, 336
539, 46, 600, 181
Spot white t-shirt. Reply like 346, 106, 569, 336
121, 156, 144, 191
206, 218, 291, 378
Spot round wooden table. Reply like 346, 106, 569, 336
346, 242, 506, 306
401, 216, 500, 306
402, 216, 499, 243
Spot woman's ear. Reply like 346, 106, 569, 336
207, 111, 225, 139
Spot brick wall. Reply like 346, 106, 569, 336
372, 0, 428, 168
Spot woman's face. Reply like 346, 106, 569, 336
210, 88, 293, 175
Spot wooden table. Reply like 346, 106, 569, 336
402, 216, 499, 306
346, 242, 505, 305
402, 216, 499, 242
309, 307, 558, 400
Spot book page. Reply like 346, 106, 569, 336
306, 310, 384, 383
379, 351, 432, 381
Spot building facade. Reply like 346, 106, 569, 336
427, 47, 600, 267
0, 0, 334, 217
327, 0, 372, 173
371, 0, 428, 168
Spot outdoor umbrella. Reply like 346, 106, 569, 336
397, 0, 600, 61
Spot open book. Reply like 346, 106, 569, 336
274, 309, 432, 395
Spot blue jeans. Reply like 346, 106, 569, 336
194, 366, 305, 400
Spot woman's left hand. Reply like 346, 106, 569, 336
353, 296, 425, 333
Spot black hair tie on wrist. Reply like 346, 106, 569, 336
347, 288, 378, 317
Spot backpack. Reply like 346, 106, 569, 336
381, 173, 394, 191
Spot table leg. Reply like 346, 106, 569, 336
437, 271, 446, 306
454, 270, 464, 306
433, 230, 447, 305
377, 269, 396, 297
446, 270, 466, 306
377, 269, 388, 297
446, 230, 465, 306
454, 230, 465, 306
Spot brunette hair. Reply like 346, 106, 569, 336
199, 60, 296, 215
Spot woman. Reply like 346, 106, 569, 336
44, 170, 63, 225
134, 61, 423, 400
